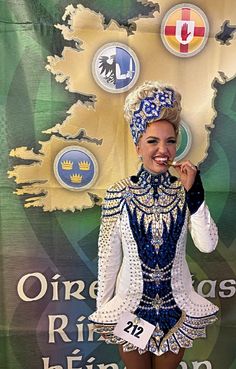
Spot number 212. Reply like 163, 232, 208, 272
124, 321, 144, 338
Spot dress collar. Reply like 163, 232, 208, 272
138, 166, 171, 188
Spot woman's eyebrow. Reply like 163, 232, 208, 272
145, 136, 176, 140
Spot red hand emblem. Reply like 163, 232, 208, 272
181, 22, 191, 41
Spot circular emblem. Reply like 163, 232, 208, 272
176, 120, 192, 160
92, 42, 140, 93
54, 146, 98, 191
161, 4, 209, 57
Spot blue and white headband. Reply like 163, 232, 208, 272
129, 88, 176, 144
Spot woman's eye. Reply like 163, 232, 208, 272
147, 139, 157, 144
167, 139, 176, 144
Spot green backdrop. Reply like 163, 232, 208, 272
1, 1, 236, 368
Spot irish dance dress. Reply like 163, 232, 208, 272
89, 167, 218, 355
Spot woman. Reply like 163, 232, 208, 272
89, 81, 218, 369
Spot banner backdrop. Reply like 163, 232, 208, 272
1, 0, 236, 368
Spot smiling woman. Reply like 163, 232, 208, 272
89, 81, 219, 369
136, 120, 177, 175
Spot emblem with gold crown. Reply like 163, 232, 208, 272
78, 161, 90, 171
70, 173, 83, 184
61, 160, 73, 170
53, 146, 99, 191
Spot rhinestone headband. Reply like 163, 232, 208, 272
130, 88, 175, 144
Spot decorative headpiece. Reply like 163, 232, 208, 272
129, 88, 176, 144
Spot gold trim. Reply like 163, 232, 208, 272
160, 311, 186, 346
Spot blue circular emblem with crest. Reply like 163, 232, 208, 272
54, 146, 99, 191
92, 42, 140, 93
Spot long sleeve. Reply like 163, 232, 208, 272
96, 215, 123, 309
185, 170, 204, 215
185, 171, 218, 253
188, 201, 218, 253
89, 178, 144, 325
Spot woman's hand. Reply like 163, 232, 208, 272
173, 160, 197, 191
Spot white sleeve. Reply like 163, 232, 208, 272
96, 216, 123, 309
188, 201, 218, 253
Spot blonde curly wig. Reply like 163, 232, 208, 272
124, 81, 182, 143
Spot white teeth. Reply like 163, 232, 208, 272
154, 157, 168, 162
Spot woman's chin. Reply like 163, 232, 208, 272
145, 162, 168, 174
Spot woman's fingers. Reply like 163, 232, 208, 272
173, 160, 196, 172
172, 160, 197, 191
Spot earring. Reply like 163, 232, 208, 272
138, 155, 143, 161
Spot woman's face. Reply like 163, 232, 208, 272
136, 120, 177, 174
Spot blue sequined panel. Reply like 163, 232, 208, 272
126, 169, 187, 334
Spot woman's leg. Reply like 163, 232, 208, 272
151, 348, 185, 369
118, 346, 152, 369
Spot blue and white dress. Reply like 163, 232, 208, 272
89, 168, 218, 356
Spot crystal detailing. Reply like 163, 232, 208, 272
130, 88, 175, 144
139, 292, 177, 311
90, 207, 143, 325
90, 167, 218, 357
141, 260, 173, 284
92, 311, 217, 356
152, 295, 163, 309
133, 316, 141, 325
123, 189, 134, 201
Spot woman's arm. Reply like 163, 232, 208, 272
96, 215, 122, 308
188, 201, 218, 253
95, 186, 123, 309
186, 171, 218, 253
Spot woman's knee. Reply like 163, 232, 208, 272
152, 348, 185, 369
118, 346, 152, 369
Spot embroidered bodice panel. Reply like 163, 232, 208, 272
103, 169, 187, 332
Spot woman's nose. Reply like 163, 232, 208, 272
157, 142, 168, 153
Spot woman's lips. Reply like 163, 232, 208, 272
153, 157, 177, 166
